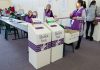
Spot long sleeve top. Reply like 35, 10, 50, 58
86, 5, 97, 21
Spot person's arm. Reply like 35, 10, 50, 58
24, 16, 28, 22
50, 10, 54, 17
70, 10, 76, 19
77, 10, 86, 21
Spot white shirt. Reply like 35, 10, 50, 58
77, 7, 86, 22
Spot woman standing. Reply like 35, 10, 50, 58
44, 4, 54, 17
86, 1, 97, 41
70, 0, 86, 49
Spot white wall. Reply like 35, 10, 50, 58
12, 0, 95, 18
88, 0, 100, 7
0, 0, 11, 9
11, 0, 77, 17
96, 0, 100, 7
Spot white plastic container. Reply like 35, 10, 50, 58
64, 29, 79, 44
28, 24, 51, 69
44, 23, 64, 62
93, 17, 100, 41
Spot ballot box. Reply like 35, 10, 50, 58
64, 29, 79, 44
44, 23, 64, 62
28, 24, 51, 69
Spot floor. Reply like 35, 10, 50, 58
0, 31, 100, 70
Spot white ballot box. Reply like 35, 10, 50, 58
44, 23, 64, 62
28, 24, 51, 69
64, 29, 79, 44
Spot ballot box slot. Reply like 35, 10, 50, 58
50, 25, 57, 27
35, 27, 44, 29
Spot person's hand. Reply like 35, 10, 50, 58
72, 17, 77, 20
70, 13, 73, 16
54, 15, 59, 21
54, 15, 57, 18
70, 13, 73, 19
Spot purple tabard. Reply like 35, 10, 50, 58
71, 8, 84, 30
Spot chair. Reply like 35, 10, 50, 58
63, 29, 79, 57
0, 20, 6, 34
59, 18, 80, 57
15, 14, 28, 39
5, 23, 19, 40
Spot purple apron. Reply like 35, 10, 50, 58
71, 8, 84, 30
45, 9, 54, 17
24, 15, 37, 23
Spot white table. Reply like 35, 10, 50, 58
0, 17, 28, 32
93, 17, 100, 41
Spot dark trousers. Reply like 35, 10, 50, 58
86, 21, 95, 37
76, 36, 83, 49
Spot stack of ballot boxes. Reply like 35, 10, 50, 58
44, 22, 64, 62
28, 23, 51, 69
64, 29, 79, 44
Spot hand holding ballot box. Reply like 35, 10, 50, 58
28, 24, 51, 69
44, 22, 64, 62
64, 29, 79, 44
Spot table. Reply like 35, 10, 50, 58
0, 17, 28, 32
0, 17, 29, 40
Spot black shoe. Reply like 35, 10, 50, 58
90, 37, 93, 41
86, 36, 90, 40
75, 46, 80, 50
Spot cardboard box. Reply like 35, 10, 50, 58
64, 29, 79, 44
28, 24, 51, 69
44, 23, 64, 62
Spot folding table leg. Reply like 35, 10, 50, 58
5, 29, 8, 40
16, 29, 20, 39
63, 43, 66, 57
12, 28, 17, 40
71, 43, 74, 53
0, 27, 1, 34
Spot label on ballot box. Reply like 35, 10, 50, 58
28, 24, 51, 52
44, 23, 64, 47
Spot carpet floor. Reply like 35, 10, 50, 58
0, 33, 100, 70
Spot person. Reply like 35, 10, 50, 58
33, 11, 38, 18
83, 1, 86, 9
70, 0, 86, 49
86, 1, 97, 41
44, 4, 54, 17
24, 10, 38, 23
